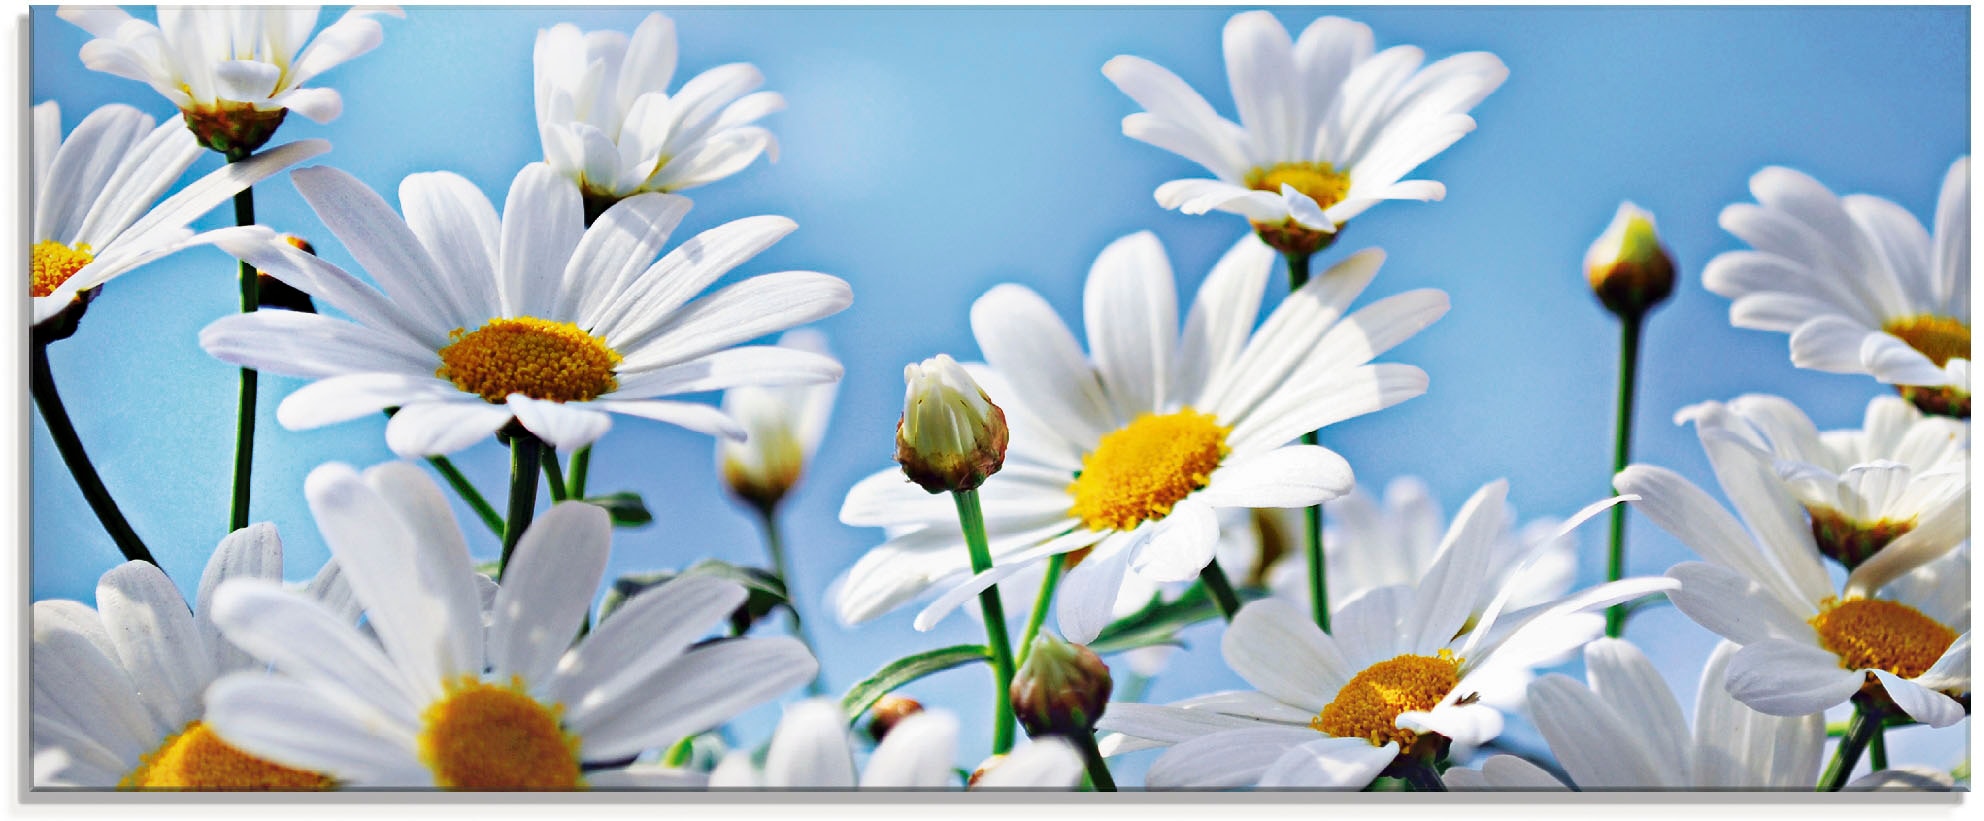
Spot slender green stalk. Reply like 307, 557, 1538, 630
227, 184, 260, 532
1399, 758, 1447, 792
1073, 731, 1116, 792
31, 341, 157, 565
1604, 312, 1645, 637
1819, 704, 1879, 791
953, 488, 1017, 755
1016, 552, 1066, 668
1286, 250, 1331, 632
1198, 559, 1243, 621
541, 448, 569, 502
1869, 720, 1888, 771
426, 454, 504, 536
757, 505, 825, 695
498, 433, 543, 580
567, 445, 592, 499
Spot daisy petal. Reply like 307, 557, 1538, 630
1257, 736, 1397, 789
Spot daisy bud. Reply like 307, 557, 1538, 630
1010, 633, 1113, 738
257, 235, 318, 314
1585, 202, 1675, 320
865, 694, 924, 743
895, 354, 1009, 494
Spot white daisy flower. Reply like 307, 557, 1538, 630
31, 524, 358, 788
535, 12, 782, 212
1615, 423, 1970, 727
58, 5, 401, 154
199, 162, 851, 458
1103, 11, 1506, 253
30, 101, 328, 329
1445, 638, 1825, 790
703, 699, 1082, 789
1703, 157, 1970, 406
717, 329, 839, 512
1092, 482, 1670, 788
1676, 394, 1967, 570
833, 231, 1447, 642
200, 461, 818, 789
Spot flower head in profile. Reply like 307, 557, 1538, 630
30, 101, 327, 332
535, 13, 783, 215
1104, 12, 1506, 254
1093, 482, 1669, 789
200, 462, 818, 789
201, 163, 850, 458
707, 699, 1083, 790
833, 232, 1446, 643
1704, 157, 1970, 415
717, 329, 839, 513
59, 6, 402, 155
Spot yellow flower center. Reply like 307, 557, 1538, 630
1245, 161, 1352, 212
1883, 315, 1970, 368
120, 721, 332, 790
1809, 598, 1956, 679
1806, 506, 1915, 570
1313, 651, 1462, 749
31, 240, 93, 299
417, 675, 585, 791
1067, 408, 1230, 532
436, 317, 621, 404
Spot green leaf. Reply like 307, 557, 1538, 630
583, 491, 653, 527
841, 644, 991, 723
596, 560, 790, 628
1085, 581, 1264, 656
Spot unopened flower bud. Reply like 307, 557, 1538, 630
718, 330, 837, 513
895, 354, 1008, 494
865, 694, 924, 743
1586, 202, 1675, 319
257, 234, 318, 313
1010, 633, 1112, 738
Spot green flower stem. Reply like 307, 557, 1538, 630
228, 183, 260, 532
427, 454, 505, 537
1869, 719, 1888, 771
567, 445, 592, 499
1074, 730, 1117, 792
1285, 249, 1331, 632
1400, 757, 1448, 792
541, 448, 569, 502
1604, 312, 1645, 637
30, 340, 157, 566
1819, 703, 1879, 791
1198, 559, 1243, 622
498, 433, 544, 581
757, 505, 826, 696
952, 488, 1017, 755
1016, 552, 1066, 668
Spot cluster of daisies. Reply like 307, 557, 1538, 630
28, 7, 1969, 794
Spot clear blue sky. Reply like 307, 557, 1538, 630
31, 6, 1968, 783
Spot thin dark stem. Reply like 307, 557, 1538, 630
1286, 249, 1330, 633
1073, 731, 1117, 792
541, 448, 569, 502
1819, 704, 1879, 791
1016, 552, 1066, 668
1869, 717, 1889, 772
1604, 312, 1644, 637
1400, 757, 1447, 792
567, 445, 592, 500
31, 341, 156, 566
953, 488, 1017, 755
228, 184, 260, 532
757, 505, 825, 696
498, 433, 543, 581
426, 455, 505, 537
1199, 559, 1243, 621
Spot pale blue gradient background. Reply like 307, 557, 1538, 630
30, 6, 1969, 785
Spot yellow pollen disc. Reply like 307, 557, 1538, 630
31, 240, 94, 299
1313, 651, 1462, 749
1245, 161, 1352, 212
1067, 408, 1231, 532
417, 675, 584, 791
120, 721, 332, 790
1810, 598, 1956, 679
1883, 315, 1971, 367
436, 317, 621, 404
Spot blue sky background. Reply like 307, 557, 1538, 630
31, 6, 1969, 785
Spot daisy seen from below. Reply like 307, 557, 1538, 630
30, 101, 328, 330
1092, 481, 1672, 788
199, 162, 851, 458
1676, 394, 1967, 571
717, 329, 839, 513
705, 699, 1083, 789
1104, 11, 1507, 254
1613, 419, 1970, 727
834, 231, 1448, 643
31, 524, 351, 789
536, 12, 783, 217
200, 461, 818, 789
1703, 157, 1970, 415
58, 6, 401, 155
